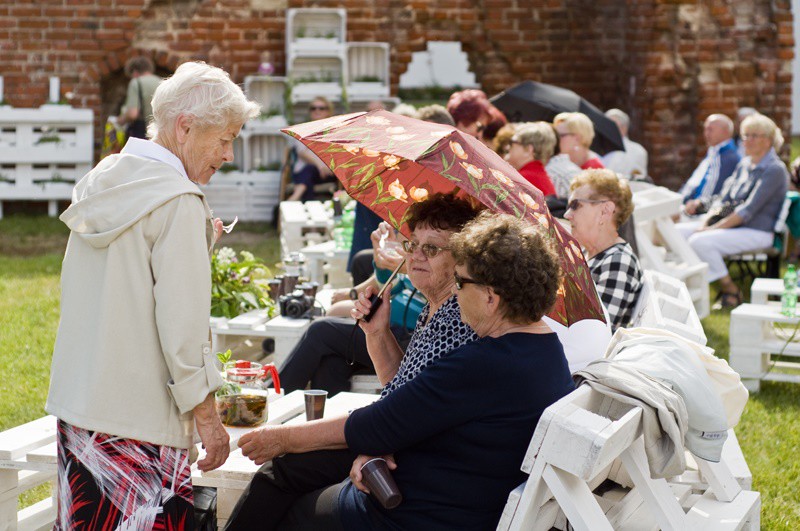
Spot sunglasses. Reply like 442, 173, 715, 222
567, 198, 610, 212
309, 105, 328, 112
475, 121, 485, 134
402, 239, 450, 258
453, 272, 481, 290
558, 132, 576, 139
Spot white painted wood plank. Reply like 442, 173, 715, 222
0, 417, 57, 461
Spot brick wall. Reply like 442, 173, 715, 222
0, 0, 793, 188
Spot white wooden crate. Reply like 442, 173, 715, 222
244, 76, 288, 120
289, 56, 346, 104
286, 8, 347, 59
0, 105, 93, 218
632, 270, 707, 345
279, 201, 333, 257
347, 42, 390, 99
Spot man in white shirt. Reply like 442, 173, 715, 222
680, 114, 741, 215
601, 108, 649, 180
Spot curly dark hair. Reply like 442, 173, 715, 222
450, 212, 562, 323
407, 193, 482, 233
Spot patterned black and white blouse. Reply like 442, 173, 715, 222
587, 241, 643, 332
381, 295, 478, 398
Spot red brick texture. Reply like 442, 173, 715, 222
0, 0, 792, 187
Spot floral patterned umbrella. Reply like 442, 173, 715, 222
283, 109, 604, 325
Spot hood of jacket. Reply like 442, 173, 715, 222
60, 153, 208, 249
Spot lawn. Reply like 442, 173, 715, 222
1, 214, 799, 528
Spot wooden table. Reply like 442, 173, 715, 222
0, 391, 379, 530
300, 239, 352, 288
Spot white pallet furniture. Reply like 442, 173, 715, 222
750, 277, 784, 305
729, 302, 800, 392
300, 239, 352, 288
497, 385, 760, 531
279, 200, 333, 257
194, 391, 378, 528
211, 313, 311, 368
347, 42, 390, 99
243, 76, 288, 127
204, 170, 282, 223
0, 105, 93, 218
288, 56, 346, 103
630, 270, 707, 345
633, 186, 710, 319
286, 8, 347, 60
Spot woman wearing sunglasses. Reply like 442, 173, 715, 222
226, 193, 481, 528
564, 169, 643, 330
286, 96, 337, 201
259, 213, 573, 530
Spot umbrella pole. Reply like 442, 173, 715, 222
361, 258, 406, 323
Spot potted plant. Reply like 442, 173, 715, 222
294, 27, 340, 50
349, 74, 386, 98
211, 247, 276, 319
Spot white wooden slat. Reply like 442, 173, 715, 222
542, 464, 614, 531
0, 417, 57, 461
16, 496, 56, 531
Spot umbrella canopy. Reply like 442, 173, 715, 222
283, 110, 605, 326
489, 80, 624, 155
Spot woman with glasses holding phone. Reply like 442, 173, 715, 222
258, 213, 573, 530
564, 169, 643, 330
286, 96, 337, 201
226, 193, 481, 528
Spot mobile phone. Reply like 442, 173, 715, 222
361, 258, 406, 323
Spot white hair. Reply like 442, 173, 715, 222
605, 108, 630, 130
705, 113, 734, 134
149, 61, 260, 139
742, 113, 784, 151
391, 103, 418, 118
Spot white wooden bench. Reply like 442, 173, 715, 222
630, 269, 707, 345
497, 385, 760, 531
633, 186, 710, 319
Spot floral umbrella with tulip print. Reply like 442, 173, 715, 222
283, 109, 604, 325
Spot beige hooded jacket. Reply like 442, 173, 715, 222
46, 140, 224, 449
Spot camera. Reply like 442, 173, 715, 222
279, 290, 315, 318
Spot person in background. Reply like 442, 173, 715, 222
287, 97, 337, 201
479, 104, 508, 149
447, 89, 492, 138
47, 61, 260, 527
681, 114, 740, 215
734, 107, 758, 158
549, 112, 604, 199
117, 56, 162, 139
505, 122, 557, 196
677, 113, 789, 308
493, 122, 517, 156
366, 100, 386, 112
416, 104, 455, 126
391, 103, 418, 118
248, 213, 574, 530
565, 169, 643, 331
602, 108, 649, 180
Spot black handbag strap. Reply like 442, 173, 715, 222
136, 79, 144, 114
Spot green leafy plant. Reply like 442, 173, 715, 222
211, 247, 276, 319
295, 27, 306, 38
215, 349, 242, 397
324, 31, 336, 39
218, 163, 239, 173
257, 162, 281, 171
34, 128, 61, 144
354, 75, 382, 83
260, 105, 282, 119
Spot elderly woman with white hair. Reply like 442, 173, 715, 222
678, 113, 789, 307
46, 61, 260, 527
505, 121, 557, 196
547, 112, 605, 199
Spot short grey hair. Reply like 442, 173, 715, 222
416, 104, 455, 126
149, 61, 260, 139
605, 108, 630, 130
512, 122, 558, 163
392, 103, 418, 118
742, 113, 784, 151
705, 113, 734, 134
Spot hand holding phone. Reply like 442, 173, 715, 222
361, 258, 406, 323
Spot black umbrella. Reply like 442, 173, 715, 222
490, 80, 624, 155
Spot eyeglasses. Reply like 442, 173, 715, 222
402, 239, 450, 258
557, 132, 576, 139
475, 122, 485, 134
741, 133, 766, 141
454, 272, 481, 290
566, 198, 610, 212
309, 105, 328, 112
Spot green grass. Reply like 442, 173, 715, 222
1, 214, 799, 527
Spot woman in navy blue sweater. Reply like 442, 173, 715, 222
275, 212, 575, 530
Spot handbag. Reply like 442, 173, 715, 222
705, 201, 738, 226
125, 79, 148, 139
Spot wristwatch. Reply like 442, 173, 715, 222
349, 288, 359, 300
